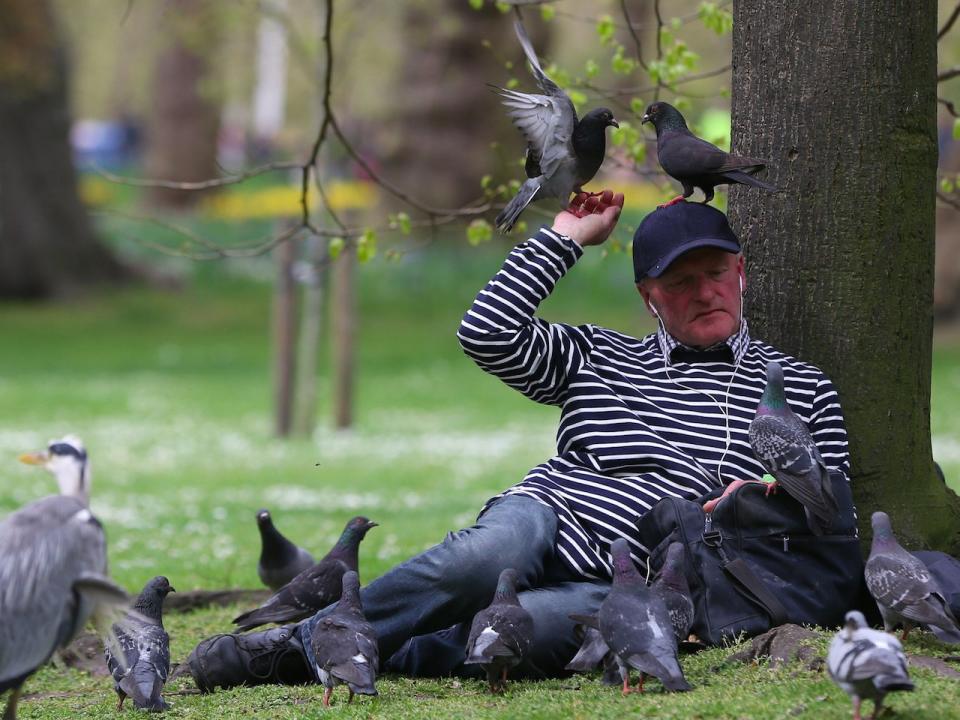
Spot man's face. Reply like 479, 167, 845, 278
638, 247, 745, 349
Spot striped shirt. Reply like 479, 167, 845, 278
458, 227, 852, 581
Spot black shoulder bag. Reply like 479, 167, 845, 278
635, 472, 865, 645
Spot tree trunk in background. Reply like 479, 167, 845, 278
729, 0, 960, 553
143, 0, 221, 209
380, 2, 541, 209
0, 0, 128, 299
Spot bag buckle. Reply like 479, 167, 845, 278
703, 529, 723, 547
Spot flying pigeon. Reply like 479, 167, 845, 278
255, 509, 315, 591
865, 511, 960, 644
233, 516, 377, 631
641, 101, 777, 206
598, 538, 691, 695
104, 576, 175, 712
492, 18, 618, 232
2, 439, 128, 720
464, 568, 535, 694
565, 614, 620, 685
651, 542, 696, 646
749, 360, 839, 535
827, 610, 914, 720
309, 571, 378, 707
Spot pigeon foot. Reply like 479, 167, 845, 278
764, 481, 779, 497
322, 688, 333, 707
657, 195, 685, 208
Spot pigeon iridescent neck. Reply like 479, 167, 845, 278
870, 511, 897, 549
493, 568, 520, 604
758, 361, 787, 414
610, 538, 643, 585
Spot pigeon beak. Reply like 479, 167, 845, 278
366, 521, 379, 529
169, 586, 177, 593
609, 118, 619, 128
18, 451, 48, 466
641, 113, 651, 124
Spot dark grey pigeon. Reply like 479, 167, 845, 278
827, 610, 914, 720
234, 516, 377, 630
465, 568, 535, 694
255, 509, 315, 591
492, 17, 618, 232
865, 511, 960, 644
749, 360, 838, 535
2, 441, 128, 720
309, 571, 378, 707
642, 101, 777, 205
651, 542, 696, 647
598, 539, 691, 695
565, 614, 620, 685
104, 576, 175, 712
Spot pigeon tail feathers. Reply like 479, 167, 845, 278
496, 179, 541, 233
720, 169, 779, 193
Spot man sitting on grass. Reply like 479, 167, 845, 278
187, 192, 851, 689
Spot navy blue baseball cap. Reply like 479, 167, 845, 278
632, 201, 741, 282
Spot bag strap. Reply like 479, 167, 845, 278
720, 553, 789, 627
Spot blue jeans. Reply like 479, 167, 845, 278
297, 495, 609, 678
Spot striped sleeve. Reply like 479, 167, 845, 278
457, 227, 595, 406
809, 374, 852, 481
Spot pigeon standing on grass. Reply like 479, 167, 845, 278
464, 568, 535, 694
865, 511, 960, 644
565, 614, 620, 685
104, 576, 175, 712
492, 18, 618, 232
749, 361, 839, 535
827, 610, 914, 720
233, 516, 377, 630
651, 542, 696, 646
2, 437, 128, 720
255, 509, 315, 591
309, 571, 378, 707
598, 539, 691, 695
642, 101, 777, 206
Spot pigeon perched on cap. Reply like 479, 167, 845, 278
464, 568, 535, 694
104, 576, 175, 712
598, 539, 691, 695
492, 17, 618, 232
827, 610, 914, 720
233, 516, 377, 630
865, 511, 960, 644
749, 361, 839, 535
2, 441, 128, 720
642, 101, 777, 206
309, 571, 378, 707
255, 509, 315, 591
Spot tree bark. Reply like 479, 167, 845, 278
729, 0, 960, 552
143, 0, 221, 209
0, 0, 128, 299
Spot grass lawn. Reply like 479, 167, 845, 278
2, 236, 960, 718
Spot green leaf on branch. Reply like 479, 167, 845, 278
494, 2, 510, 13
328, 236, 345, 260
698, 1, 733, 35
611, 45, 637, 75
357, 229, 377, 263
597, 15, 615, 45
585, 58, 599, 79
540, 4, 555, 21
630, 97, 646, 116
396, 212, 411, 236
468, 0, 483, 10
954, 117, 960, 140
942, 177, 956, 194
467, 219, 493, 246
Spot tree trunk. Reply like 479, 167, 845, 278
143, 0, 221, 209
729, 0, 960, 552
0, 0, 128, 299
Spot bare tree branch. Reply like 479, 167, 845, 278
939, 66, 960, 83
653, 0, 664, 101
937, 190, 960, 212
939, 0, 960, 41
92, 161, 301, 190
581, 64, 732, 101
620, 0, 648, 71
940, 96, 959, 117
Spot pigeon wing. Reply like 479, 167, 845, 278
495, 86, 575, 180
659, 132, 765, 177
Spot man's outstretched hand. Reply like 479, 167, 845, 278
553, 190, 624, 247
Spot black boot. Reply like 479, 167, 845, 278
187, 625, 314, 692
